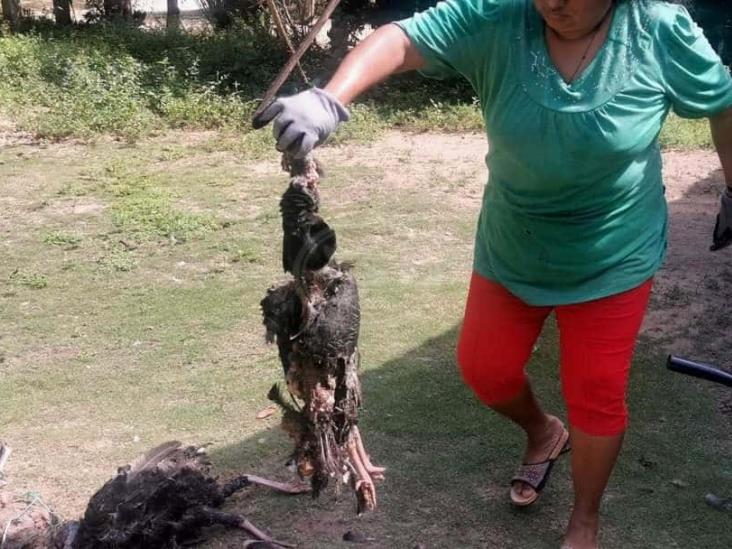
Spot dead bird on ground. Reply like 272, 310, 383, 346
0, 441, 304, 548
261, 154, 385, 515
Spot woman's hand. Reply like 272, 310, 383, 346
711, 188, 732, 251
253, 24, 424, 158
253, 88, 350, 159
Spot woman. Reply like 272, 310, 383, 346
255, 1, 732, 547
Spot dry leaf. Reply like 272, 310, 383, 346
255, 405, 277, 420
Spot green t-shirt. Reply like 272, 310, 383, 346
397, 0, 732, 305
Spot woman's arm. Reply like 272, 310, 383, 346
253, 24, 425, 157
710, 107, 732, 191
709, 107, 732, 250
324, 24, 426, 105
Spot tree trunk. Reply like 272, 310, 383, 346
103, 0, 132, 18
1, 0, 21, 28
305, 0, 316, 19
53, 0, 72, 25
166, 0, 180, 29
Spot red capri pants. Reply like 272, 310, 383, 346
456, 272, 653, 436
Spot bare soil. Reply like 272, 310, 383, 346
645, 150, 731, 362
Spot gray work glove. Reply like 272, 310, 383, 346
252, 88, 350, 159
711, 188, 732, 251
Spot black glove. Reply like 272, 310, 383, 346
711, 188, 732, 251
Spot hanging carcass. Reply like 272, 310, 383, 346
261, 154, 384, 515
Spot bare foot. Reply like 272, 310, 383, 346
562, 510, 599, 549
511, 414, 567, 501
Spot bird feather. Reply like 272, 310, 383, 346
126, 440, 182, 477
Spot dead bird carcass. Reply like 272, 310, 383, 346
0, 441, 300, 548
261, 155, 385, 514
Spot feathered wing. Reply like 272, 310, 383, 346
302, 268, 360, 368
126, 440, 182, 478
260, 281, 300, 376
280, 182, 336, 275
77, 443, 181, 545
77, 443, 215, 547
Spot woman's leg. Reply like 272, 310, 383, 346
564, 428, 624, 548
456, 272, 558, 500
556, 280, 653, 548
488, 386, 568, 501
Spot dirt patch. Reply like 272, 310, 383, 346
0, 130, 39, 148
5, 345, 82, 369
0, 118, 41, 148
44, 198, 108, 217
644, 150, 732, 364
327, 132, 487, 170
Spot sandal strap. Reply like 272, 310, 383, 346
511, 460, 554, 491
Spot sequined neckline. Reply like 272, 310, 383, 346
517, 0, 653, 113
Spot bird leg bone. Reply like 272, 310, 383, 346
351, 426, 385, 479
243, 475, 311, 494
189, 507, 294, 548
346, 426, 385, 513
222, 475, 310, 499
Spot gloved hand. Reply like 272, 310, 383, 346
252, 88, 350, 159
711, 187, 732, 251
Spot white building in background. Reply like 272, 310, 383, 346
135, 0, 203, 13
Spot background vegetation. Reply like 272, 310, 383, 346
0, 14, 722, 150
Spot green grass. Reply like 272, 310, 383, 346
43, 231, 82, 247
8, 269, 48, 289
660, 114, 714, 150
110, 187, 220, 242
97, 247, 138, 272
0, 134, 730, 548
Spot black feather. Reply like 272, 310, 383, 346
280, 181, 336, 275
71, 443, 251, 548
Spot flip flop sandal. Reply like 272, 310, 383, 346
509, 428, 570, 507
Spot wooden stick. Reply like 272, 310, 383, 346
252, 0, 343, 126
265, 0, 309, 85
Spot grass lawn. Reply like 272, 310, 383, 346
0, 129, 730, 548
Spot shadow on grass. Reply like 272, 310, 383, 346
206, 318, 731, 548
200, 159, 732, 548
